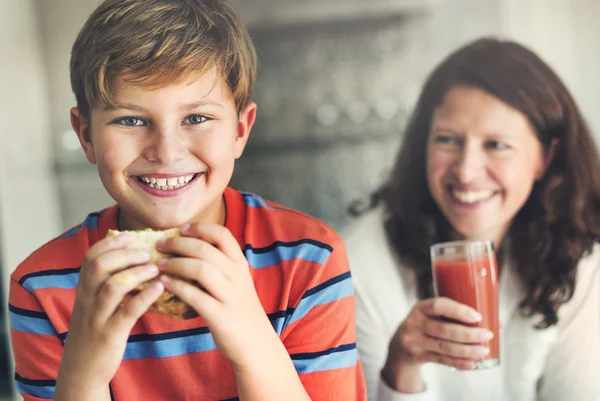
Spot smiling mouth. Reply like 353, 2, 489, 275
135, 173, 199, 190
451, 189, 495, 204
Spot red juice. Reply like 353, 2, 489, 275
431, 241, 500, 369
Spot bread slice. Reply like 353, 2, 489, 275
107, 228, 198, 319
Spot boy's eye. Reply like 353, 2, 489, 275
114, 116, 145, 126
184, 114, 209, 125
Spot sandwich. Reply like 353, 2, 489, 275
106, 228, 198, 319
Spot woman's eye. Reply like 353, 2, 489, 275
184, 114, 209, 125
486, 140, 510, 150
434, 135, 452, 144
115, 117, 145, 126
433, 135, 462, 147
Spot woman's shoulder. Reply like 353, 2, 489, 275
341, 207, 419, 299
570, 242, 600, 298
557, 242, 600, 320
342, 207, 392, 269
576, 242, 600, 276
342, 207, 387, 245
575, 242, 600, 291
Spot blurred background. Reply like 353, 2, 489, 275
1, 0, 599, 399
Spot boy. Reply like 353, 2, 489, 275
8, 0, 366, 400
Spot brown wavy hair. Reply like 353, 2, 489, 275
353, 37, 600, 328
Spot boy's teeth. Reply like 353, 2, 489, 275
138, 174, 195, 190
453, 190, 493, 203
178, 176, 191, 184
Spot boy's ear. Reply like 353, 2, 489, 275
234, 102, 257, 159
70, 107, 97, 164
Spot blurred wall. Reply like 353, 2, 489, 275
0, 0, 62, 307
0, 0, 62, 397
501, 0, 600, 137
229, 0, 503, 228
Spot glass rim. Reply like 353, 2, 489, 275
430, 239, 494, 252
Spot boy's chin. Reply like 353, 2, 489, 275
145, 218, 190, 230
121, 212, 192, 231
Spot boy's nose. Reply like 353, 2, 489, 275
143, 129, 186, 164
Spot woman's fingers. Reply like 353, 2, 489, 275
422, 352, 476, 370
421, 318, 494, 343
419, 297, 482, 324
419, 334, 490, 360
394, 297, 495, 371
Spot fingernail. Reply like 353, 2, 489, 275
159, 275, 171, 284
475, 347, 490, 356
180, 224, 190, 233
481, 330, 494, 341
139, 250, 151, 258
157, 258, 167, 267
119, 233, 131, 243
147, 264, 158, 274
468, 309, 482, 322
156, 238, 166, 247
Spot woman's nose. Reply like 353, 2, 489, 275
453, 143, 485, 183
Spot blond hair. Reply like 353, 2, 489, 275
70, 0, 256, 118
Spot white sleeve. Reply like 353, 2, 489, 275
346, 210, 439, 401
355, 282, 437, 401
377, 378, 436, 401
537, 252, 600, 401
354, 278, 389, 400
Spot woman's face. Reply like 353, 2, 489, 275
426, 86, 548, 245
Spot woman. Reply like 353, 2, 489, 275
345, 37, 600, 401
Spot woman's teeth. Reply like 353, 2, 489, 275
138, 174, 195, 190
452, 189, 493, 204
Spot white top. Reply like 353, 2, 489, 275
343, 207, 600, 401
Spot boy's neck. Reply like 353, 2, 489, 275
116, 195, 227, 231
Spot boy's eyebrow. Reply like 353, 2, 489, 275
103, 103, 148, 113
103, 100, 224, 112
181, 100, 225, 110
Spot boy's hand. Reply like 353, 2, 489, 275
155, 223, 274, 368
56, 233, 165, 398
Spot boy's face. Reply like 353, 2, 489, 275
71, 68, 256, 230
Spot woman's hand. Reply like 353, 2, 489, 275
55, 233, 165, 400
382, 297, 494, 393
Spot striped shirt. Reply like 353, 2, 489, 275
9, 187, 366, 400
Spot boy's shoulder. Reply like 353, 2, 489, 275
11, 209, 109, 283
238, 190, 342, 245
